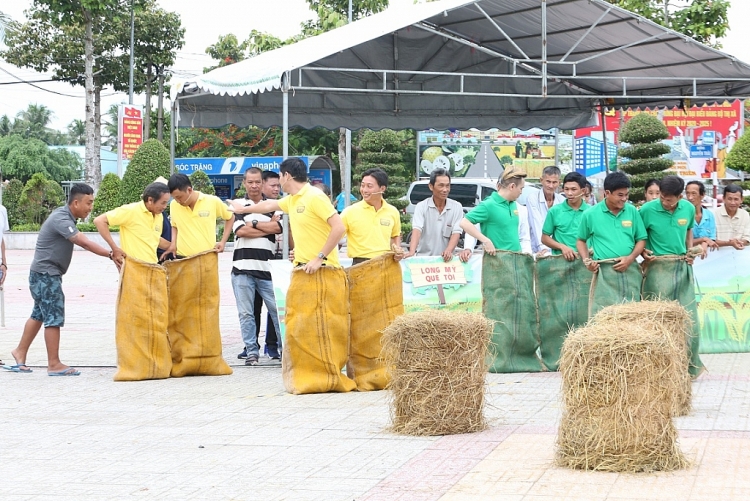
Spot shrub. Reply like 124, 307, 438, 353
617, 113, 672, 202
2, 178, 25, 228
18, 173, 65, 226
189, 170, 215, 195
726, 131, 750, 173
93, 173, 123, 217
11, 223, 41, 231
120, 139, 171, 205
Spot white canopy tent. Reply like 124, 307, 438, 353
170, 0, 750, 255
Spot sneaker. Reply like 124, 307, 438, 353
245, 355, 259, 366
237, 348, 248, 359
267, 345, 281, 360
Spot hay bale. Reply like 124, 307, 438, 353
556, 320, 689, 473
592, 300, 693, 416
382, 310, 492, 436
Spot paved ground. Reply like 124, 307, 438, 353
1, 249, 750, 500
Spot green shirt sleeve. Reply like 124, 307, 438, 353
541, 207, 555, 237
633, 208, 647, 242
465, 199, 489, 224
577, 210, 592, 242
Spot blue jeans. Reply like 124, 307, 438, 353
231, 272, 281, 358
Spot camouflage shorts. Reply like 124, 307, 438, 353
29, 271, 65, 328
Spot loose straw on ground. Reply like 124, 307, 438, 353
382, 310, 492, 436
557, 307, 689, 473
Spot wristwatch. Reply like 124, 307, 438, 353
317, 252, 326, 260
252, 219, 258, 229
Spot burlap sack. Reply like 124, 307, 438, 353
589, 262, 643, 317
642, 257, 704, 376
114, 257, 172, 381
282, 266, 356, 394
482, 251, 543, 373
346, 253, 403, 391
536, 255, 592, 371
164, 251, 232, 377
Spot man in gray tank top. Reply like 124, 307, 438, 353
3, 184, 117, 376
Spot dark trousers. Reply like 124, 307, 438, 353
254, 291, 278, 350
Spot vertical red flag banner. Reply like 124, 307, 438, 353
117, 104, 144, 177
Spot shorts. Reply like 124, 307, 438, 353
29, 271, 65, 327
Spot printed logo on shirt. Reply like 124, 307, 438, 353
513, 210, 519, 215
198, 211, 210, 217
678, 218, 688, 226
296, 205, 306, 213
67, 226, 75, 233
621, 220, 633, 228
380, 218, 391, 226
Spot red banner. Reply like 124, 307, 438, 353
118, 105, 143, 160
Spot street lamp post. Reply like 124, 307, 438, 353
128, 0, 135, 105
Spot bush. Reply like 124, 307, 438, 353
618, 143, 671, 160
189, 170, 215, 195
18, 173, 65, 226
619, 114, 670, 144
10, 223, 41, 232
726, 131, 750, 173
2, 178, 25, 228
120, 139, 171, 205
93, 173, 122, 217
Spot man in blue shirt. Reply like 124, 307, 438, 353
685, 180, 717, 259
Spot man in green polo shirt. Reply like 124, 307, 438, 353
459, 166, 526, 253
461, 167, 542, 373
537, 171, 592, 370
577, 171, 647, 316
542, 171, 590, 261
640, 175, 703, 376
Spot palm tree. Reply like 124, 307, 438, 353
15, 104, 54, 142
67, 119, 86, 145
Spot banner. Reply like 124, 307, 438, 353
268, 249, 750, 354
117, 104, 143, 177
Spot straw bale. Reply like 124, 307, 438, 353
381, 310, 492, 436
556, 319, 689, 473
591, 300, 693, 416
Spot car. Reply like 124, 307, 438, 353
404, 178, 539, 215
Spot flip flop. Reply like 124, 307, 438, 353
2, 364, 33, 373
48, 368, 81, 376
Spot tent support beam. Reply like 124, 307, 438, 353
476, 4, 529, 60
541, 0, 547, 97
282, 73, 290, 261
560, 7, 612, 62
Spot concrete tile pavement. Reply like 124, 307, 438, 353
1, 249, 750, 500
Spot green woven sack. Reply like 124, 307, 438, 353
642, 258, 704, 376
481, 251, 543, 373
536, 255, 592, 371
589, 262, 643, 317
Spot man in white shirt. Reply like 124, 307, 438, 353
714, 184, 750, 250
526, 165, 564, 255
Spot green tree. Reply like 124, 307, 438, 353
189, 170, 215, 196
726, 131, 750, 173
18, 172, 65, 225
67, 119, 86, 145
618, 113, 672, 202
2, 178, 25, 228
92, 172, 122, 217
204, 33, 248, 72
605, 1, 729, 47
355, 129, 411, 235
120, 139, 171, 204
0, 134, 83, 183
13, 104, 55, 143
1, 0, 183, 189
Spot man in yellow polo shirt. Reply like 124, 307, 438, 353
94, 182, 171, 262
166, 173, 234, 257
341, 168, 402, 265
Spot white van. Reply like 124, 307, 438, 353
405, 178, 538, 215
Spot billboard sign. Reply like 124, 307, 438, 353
117, 104, 143, 177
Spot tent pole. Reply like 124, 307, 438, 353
600, 103, 610, 173
554, 128, 559, 166
541, 0, 547, 97
282, 83, 290, 260
170, 99, 176, 175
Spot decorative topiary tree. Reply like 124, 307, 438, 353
726, 131, 750, 173
92, 173, 123, 217
189, 170, 215, 195
2, 178, 25, 228
355, 129, 411, 236
120, 139, 171, 205
618, 113, 672, 202
18, 173, 65, 225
